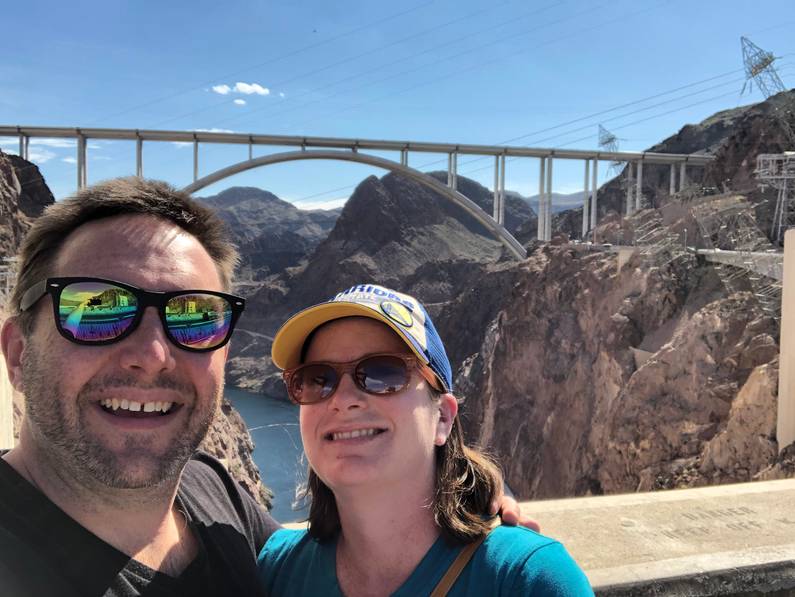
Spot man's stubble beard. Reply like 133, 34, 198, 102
19, 340, 220, 490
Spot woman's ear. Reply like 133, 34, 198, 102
434, 393, 458, 446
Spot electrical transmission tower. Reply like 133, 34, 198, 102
741, 36, 786, 98
599, 124, 637, 213
741, 36, 795, 243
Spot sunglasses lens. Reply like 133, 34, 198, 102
59, 281, 138, 342
289, 364, 338, 404
356, 356, 410, 394
165, 293, 233, 350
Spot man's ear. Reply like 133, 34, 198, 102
1, 316, 26, 392
434, 393, 459, 446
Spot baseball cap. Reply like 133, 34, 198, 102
271, 283, 453, 393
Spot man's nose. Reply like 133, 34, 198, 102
117, 307, 177, 376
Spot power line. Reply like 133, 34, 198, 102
290, 65, 793, 204
276, 0, 667, 134
415, 72, 750, 174
152, 1, 565, 130
92, 0, 438, 125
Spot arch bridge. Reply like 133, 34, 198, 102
1, 126, 713, 260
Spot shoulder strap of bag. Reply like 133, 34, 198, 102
429, 525, 496, 597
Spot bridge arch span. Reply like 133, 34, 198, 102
181, 149, 526, 260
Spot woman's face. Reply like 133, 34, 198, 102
299, 317, 454, 496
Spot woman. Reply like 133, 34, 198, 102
259, 284, 593, 596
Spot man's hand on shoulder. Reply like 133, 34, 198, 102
491, 494, 541, 532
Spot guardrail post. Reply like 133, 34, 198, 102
778, 228, 795, 453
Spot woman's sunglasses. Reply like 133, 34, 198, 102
282, 352, 441, 405
19, 277, 245, 352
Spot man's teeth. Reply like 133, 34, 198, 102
99, 398, 174, 413
331, 428, 382, 441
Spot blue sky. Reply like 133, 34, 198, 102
1, 0, 793, 207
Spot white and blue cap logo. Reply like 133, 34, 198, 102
271, 283, 454, 393
329, 284, 453, 393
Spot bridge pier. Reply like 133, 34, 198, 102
400, 148, 408, 166
669, 163, 676, 195
635, 161, 643, 212
545, 156, 553, 241
582, 160, 590, 239
135, 137, 143, 177
490, 155, 505, 226
493, 157, 500, 224
447, 152, 458, 190
626, 162, 634, 216
679, 161, 687, 191
193, 138, 199, 182
590, 159, 599, 234
18, 135, 29, 161
76, 134, 87, 190
537, 157, 546, 241
499, 154, 506, 225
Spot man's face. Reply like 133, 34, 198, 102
17, 214, 227, 489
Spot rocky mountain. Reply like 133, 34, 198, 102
226, 170, 535, 393
226, 90, 794, 502
521, 190, 585, 215
200, 186, 341, 278
5, 88, 794, 507
554, 88, 795, 240
439, 244, 779, 498
0, 155, 272, 507
0, 150, 54, 259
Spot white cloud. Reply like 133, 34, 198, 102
62, 157, 77, 164
212, 84, 231, 95
234, 99, 246, 106
33, 138, 75, 148
279, 92, 286, 99
27, 149, 56, 163
234, 82, 269, 96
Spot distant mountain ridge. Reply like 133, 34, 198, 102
199, 186, 341, 278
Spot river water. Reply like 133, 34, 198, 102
225, 387, 309, 523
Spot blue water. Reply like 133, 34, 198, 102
225, 387, 309, 523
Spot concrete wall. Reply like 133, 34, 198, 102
778, 229, 795, 453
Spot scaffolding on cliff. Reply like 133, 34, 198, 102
632, 210, 690, 269
690, 195, 781, 321
0, 257, 17, 309
741, 36, 795, 243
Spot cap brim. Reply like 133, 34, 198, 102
271, 302, 430, 370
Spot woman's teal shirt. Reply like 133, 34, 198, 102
258, 525, 593, 596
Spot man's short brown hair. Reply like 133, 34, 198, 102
9, 177, 238, 334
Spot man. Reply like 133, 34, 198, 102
0, 177, 533, 596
